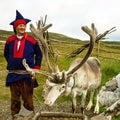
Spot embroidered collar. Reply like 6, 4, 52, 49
17, 35, 23, 40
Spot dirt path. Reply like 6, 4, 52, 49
0, 100, 96, 120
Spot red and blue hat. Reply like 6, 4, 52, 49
10, 10, 31, 29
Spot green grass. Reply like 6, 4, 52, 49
100, 58, 120, 85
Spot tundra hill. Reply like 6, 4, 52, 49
0, 29, 82, 43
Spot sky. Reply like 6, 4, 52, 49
0, 0, 120, 41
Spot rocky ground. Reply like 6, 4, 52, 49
0, 100, 96, 120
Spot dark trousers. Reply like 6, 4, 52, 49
10, 79, 34, 116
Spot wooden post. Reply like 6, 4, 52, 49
97, 40, 100, 58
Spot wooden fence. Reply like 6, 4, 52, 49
0, 39, 120, 61
46, 39, 120, 61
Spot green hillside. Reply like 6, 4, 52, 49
0, 29, 82, 42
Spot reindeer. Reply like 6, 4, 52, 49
23, 21, 114, 113
22, 21, 115, 114
41, 23, 101, 114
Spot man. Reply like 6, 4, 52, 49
4, 10, 42, 119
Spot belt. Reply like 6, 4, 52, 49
8, 70, 30, 74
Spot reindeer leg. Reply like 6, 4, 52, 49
71, 89, 77, 113
86, 89, 94, 111
81, 90, 87, 114
94, 89, 100, 114
72, 98, 77, 113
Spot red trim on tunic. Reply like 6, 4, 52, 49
26, 36, 36, 45
34, 66, 41, 70
14, 33, 27, 58
6, 35, 16, 44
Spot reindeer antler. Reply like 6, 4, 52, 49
30, 23, 53, 74
67, 23, 97, 75
67, 26, 116, 58
22, 59, 53, 79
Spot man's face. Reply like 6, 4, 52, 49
15, 24, 26, 35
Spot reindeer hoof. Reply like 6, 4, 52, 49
86, 107, 91, 111
94, 110, 99, 114
80, 107, 85, 114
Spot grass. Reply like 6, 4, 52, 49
100, 58, 120, 85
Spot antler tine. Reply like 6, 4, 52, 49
22, 59, 35, 76
67, 23, 97, 76
54, 49, 60, 73
91, 23, 98, 35
43, 15, 47, 26
42, 24, 52, 32
96, 26, 116, 42
37, 20, 41, 30
81, 23, 96, 40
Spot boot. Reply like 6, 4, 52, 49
18, 106, 34, 119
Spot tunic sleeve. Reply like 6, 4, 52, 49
34, 42, 42, 69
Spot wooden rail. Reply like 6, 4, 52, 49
32, 112, 86, 120
0, 39, 120, 61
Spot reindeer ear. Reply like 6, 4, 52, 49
46, 79, 56, 86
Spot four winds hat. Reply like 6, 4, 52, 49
10, 10, 31, 29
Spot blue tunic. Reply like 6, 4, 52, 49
4, 32, 42, 87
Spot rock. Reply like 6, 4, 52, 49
116, 74, 120, 88
105, 78, 117, 91
91, 113, 112, 120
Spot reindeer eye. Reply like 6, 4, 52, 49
62, 85, 65, 88
58, 85, 65, 92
